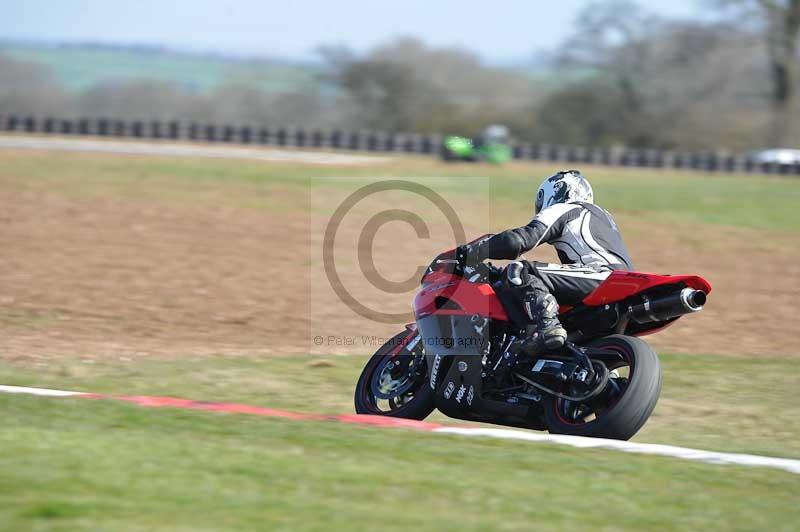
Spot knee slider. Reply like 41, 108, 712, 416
524, 292, 559, 321
538, 293, 560, 318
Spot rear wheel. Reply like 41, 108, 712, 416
543, 335, 661, 440
354, 330, 435, 420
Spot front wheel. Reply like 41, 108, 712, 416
543, 335, 662, 440
354, 330, 435, 420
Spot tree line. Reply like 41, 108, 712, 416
2, 0, 800, 151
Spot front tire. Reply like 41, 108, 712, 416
543, 335, 662, 440
354, 330, 435, 420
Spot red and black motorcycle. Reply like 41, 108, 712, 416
355, 236, 711, 440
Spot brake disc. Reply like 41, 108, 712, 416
370, 357, 415, 400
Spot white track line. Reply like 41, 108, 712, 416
0, 135, 390, 166
3, 384, 799, 475
0, 384, 87, 397
433, 427, 800, 475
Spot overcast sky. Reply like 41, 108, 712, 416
2, 0, 705, 62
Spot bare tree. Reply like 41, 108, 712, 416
319, 37, 536, 134
0, 53, 72, 116
559, 1, 659, 115
548, 2, 769, 149
759, 0, 800, 144
713, 0, 800, 145
77, 80, 190, 120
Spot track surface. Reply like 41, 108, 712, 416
0, 135, 390, 165
3, 384, 799, 476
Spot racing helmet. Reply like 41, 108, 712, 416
535, 170, 594, 214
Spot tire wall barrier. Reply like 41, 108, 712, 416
0, 114, 795, 175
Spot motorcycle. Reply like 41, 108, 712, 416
440, 135, 512, 164
355, 236, 711, 440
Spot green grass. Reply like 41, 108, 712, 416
1, 43, 320, 94
1, 393, 798, 532
0, 353, 797, 460
0, 42, 571, 97
3, 150, 799, 232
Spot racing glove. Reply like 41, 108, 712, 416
455, 236, 492, 271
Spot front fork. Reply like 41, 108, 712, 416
388, 325, 426, 382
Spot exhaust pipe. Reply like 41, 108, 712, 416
681, 288, 707, 311
629, 288, 707, 324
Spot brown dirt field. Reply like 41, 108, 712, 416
0, 152, 798, 361
613, 214, 800, 356
0, 186, 309, 360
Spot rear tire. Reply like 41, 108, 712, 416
354, 330, 435, 420
543, 335, 661, 440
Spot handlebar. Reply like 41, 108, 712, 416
460, 261, 502, 284
468, 262, 503, 283
422, 235, 501, 284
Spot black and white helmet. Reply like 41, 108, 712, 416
535, 170, 594, 214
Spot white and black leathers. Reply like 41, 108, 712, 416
476, 201, 633, 306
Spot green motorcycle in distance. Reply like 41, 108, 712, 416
441, 125, 513, 164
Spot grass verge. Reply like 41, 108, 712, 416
1, 353, 797, 460
3, 149, 800, 232
1, 394, 798, 532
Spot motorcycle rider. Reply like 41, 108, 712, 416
456, 170, 633, 355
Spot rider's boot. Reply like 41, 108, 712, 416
512, 293, 567, 356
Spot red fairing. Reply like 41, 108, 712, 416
583, 271, 713, 307
413, 272, 509, 321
